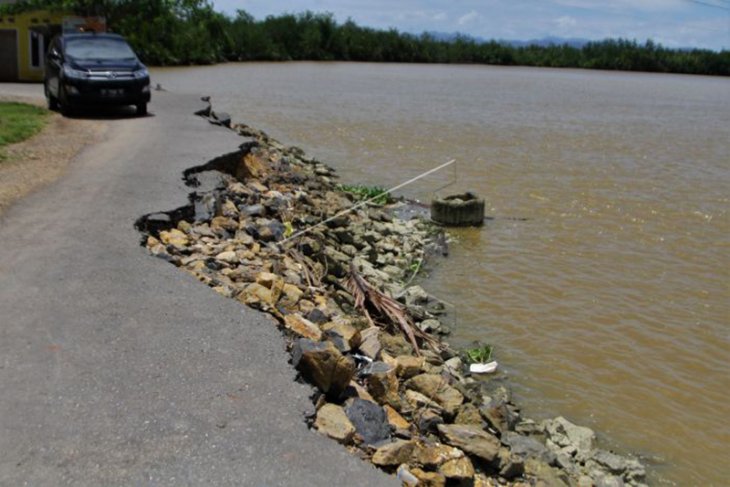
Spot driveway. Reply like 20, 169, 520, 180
0, 87, 395, 486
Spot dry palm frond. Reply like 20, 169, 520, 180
345, 262, 440, 356
286, 248, 323, 289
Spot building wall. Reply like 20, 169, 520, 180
0, 10, 66, 81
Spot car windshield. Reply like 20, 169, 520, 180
65, 37, 136, 60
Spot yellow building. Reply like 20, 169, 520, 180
0, 1, 106, 83
0, 9, 67, 82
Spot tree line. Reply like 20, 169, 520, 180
3, 0, 729, 75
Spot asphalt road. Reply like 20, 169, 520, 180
0, 88, 396, 486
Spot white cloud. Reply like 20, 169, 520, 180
555, 15, 578, 28
212, 0, 730, 50
458, 10, 480, 25
552, 0, 685, 12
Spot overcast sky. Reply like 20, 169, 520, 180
211, 0, 730, 50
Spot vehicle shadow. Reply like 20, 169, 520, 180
60, 105, 154, 120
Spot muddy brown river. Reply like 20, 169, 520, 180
152, 63, 729, 485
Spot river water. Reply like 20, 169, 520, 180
152, 63, 730, 485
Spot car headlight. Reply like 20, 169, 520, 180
63, 65, 89, 79
133, 67, 149, 79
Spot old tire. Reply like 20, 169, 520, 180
431, 192, 485, 227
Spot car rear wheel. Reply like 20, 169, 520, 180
135, 102, 147, 116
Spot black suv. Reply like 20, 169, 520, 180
44, 33, 151, 116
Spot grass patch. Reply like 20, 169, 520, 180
338, 183, 392, 205
0, 102, 49, 160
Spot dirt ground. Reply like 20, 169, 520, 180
0, 95, 107, 215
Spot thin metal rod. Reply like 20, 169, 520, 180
280, 158, 456, 245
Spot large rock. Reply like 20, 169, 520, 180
238, 152, 268, 179
379, 332, 413, 356
159, 228, 189, 248
255, 271, 283, 289
284, 314, 322, 341
480, 399, 517, 435
437, 424, 501, 463
594, 475, 625, 487
394, 355, 424, 379
321, 321, 361, 353
383, 405, 410, 430
358, 327, 382, 359
402, 285, 430, 306
502, 431, 555, 464
544, 416, 595, 461
237, 282, 275, 308
417, 408, 445, 433
412, 442, 465, 468
454, 403, 483, 426
255, 271, 285, 303
409, 468, 446, 487
405, 374, 463, 416
362, 362, 401, 409
344, 398, 391, 445
524, 459, 570, 487
371, 439, 415, 466
404, 389, 443, 412
497, 447, 525, 479
473, 474, 499, 487
344, 380, 375, 402
314, 403, 355, 444
417, 318, 443, 334
438, 456, 474, 480
292, 339, 354, 399
591, 450, 628, 475
215, 250, 238, 264
278, 283, 303, 310
210, 215, 237, 232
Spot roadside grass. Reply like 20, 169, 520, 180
0, 102, 49, 160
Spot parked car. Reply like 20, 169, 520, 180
44, 33, 150, 116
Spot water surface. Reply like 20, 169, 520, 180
152, 63, 730, 485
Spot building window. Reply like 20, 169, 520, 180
30, 31, 43, 68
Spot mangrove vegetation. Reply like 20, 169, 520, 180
3, 0, 729, 75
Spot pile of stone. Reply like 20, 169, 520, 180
139, 117, 648, 487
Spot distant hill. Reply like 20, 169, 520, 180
423, 32, 590, 48
505, 36, 590, 48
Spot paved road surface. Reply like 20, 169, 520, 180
0, 88, 396, 486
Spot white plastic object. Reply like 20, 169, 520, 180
469, 360, 498, 374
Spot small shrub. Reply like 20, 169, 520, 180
337, 183, 392, 205
463, 343, 493, 364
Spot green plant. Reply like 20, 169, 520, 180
0, 102, 49, 161
337, 183, 392, 205
463, 343, 493, 364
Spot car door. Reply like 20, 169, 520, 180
45, 38, 63, 96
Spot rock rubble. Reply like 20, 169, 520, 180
137, 109, 649, 486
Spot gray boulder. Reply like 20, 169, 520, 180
345, 398, 391, 445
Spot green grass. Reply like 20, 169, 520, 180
0, 102, 49, 160
337, 183, 392, 205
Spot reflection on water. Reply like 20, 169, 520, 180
153, 63, 730, 485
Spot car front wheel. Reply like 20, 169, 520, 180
135, 102, 147, 116
58, 85, 73, 116
45, 82, 59, 111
